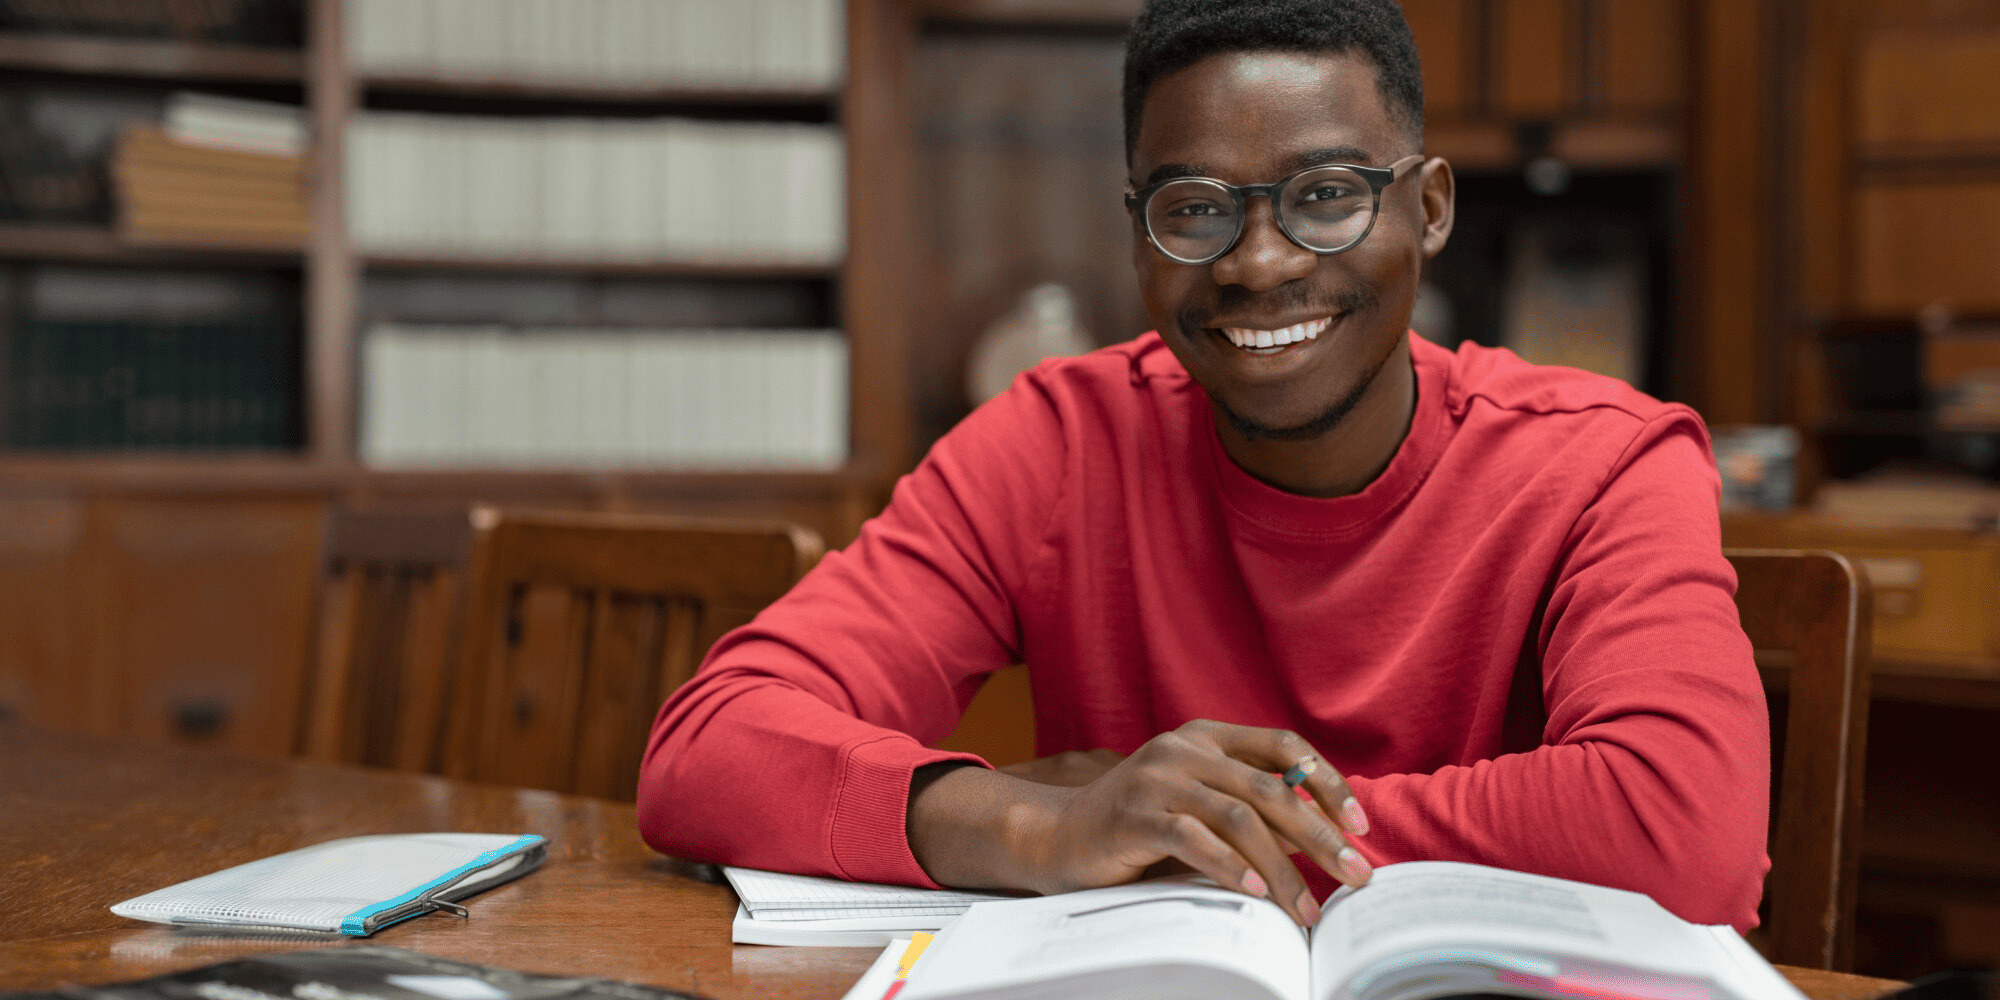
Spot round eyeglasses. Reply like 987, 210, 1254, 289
1125, 154, 1426, 266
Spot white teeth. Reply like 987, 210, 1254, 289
1221, 316, 1333, 351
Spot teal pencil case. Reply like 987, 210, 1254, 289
110, 833, 548, 936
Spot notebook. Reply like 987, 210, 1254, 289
722, 866, 1013, 946
110, 833, 548, 936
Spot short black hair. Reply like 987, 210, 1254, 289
1122, 0, 1425, 164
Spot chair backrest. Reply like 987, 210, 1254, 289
304, 507, 476, 771
444, 506, 825, 800
1725, 548, 1873, 972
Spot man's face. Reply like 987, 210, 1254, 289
1129, 49, 1445, 439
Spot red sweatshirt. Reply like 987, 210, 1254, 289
639, 332, 1770, 931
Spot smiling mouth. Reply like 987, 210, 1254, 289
1216, 315, 1333, 355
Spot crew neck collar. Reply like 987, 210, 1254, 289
1202, 332, 1452, 542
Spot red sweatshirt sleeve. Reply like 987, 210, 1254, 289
635, 370, 1069, 885
1345, 412, 1771, 930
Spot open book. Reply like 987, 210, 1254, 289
893, 861, 1806, 1000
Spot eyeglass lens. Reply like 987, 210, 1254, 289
1146, 165, 1378, 263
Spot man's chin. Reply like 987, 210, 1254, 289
1216, 399, 1353, 442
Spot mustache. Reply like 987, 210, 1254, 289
1179, 284, 1378, 330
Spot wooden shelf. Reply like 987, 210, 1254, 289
1426, 118, 1682, 172
0, 223, 302, 267
363, 74, 839, 110
0, 453, 870, 494
361, 252, 840, 280
0, 32, 300, 83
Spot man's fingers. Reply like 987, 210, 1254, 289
1173, 785, 1321, 926
1193, 754, 1370, 892
1186, 720, 1370, 839
1173, 721, 1372, 889
1153, 812, 1269, 900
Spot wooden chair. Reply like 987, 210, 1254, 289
1726, 548, 1874, 972
303, 507, 476, 772
444, 507, 825, 800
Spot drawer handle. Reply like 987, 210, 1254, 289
172, 699, 228, 738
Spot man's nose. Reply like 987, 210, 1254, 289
1209, 196, 1317, 291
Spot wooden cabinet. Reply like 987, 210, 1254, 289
0, 493, 319, 757
0, 497, 90, 728
1725, 513, 2000, 679
92, 499, 320, 754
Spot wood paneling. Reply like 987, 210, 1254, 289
0, 498, 88, 727
1687, 0, 1771, 425
1857, 30, 2000, 153
1855, 181, 2000, 312
92, 499, 322, 755
1595, 0, 1686, 113
1495, 0, 1576, 117
1402, 0, 1475, 120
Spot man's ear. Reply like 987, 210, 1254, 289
1418, 157, 1455, 259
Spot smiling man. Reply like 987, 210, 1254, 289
638, 0, 1770, 933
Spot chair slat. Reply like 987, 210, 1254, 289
1727, 548, 1873, 972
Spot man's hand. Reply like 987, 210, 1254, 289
907, 719, 1371, 926
997, 748, 1126, 787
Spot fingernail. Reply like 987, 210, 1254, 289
1341, 797, 1370, 837
1296, 889, 1319, 925
1241, 870, 1268, 898
1339, 847, 1373, 883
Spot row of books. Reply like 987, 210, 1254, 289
4, 317, 297, 450
346, 114, 845, 263
361, 324, 846, 469
0, 0, 301, 45
111, 95, 308, 246
347, 0, 841, 90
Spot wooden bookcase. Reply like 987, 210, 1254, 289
0, 0, 922, 543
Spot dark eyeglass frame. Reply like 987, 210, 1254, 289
1124, 153, 1427, 266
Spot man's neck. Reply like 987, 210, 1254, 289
1214, 340, 1418, 499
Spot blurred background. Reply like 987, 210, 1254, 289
0, 0, 1994, 978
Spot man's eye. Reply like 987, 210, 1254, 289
1301, 184, 1361, 202
1166, 201, 1227, 217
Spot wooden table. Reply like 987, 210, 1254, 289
0, 725, 1904, 1000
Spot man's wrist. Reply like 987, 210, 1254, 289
907, 762, 1065, 893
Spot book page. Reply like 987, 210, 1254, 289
902, 880, 1311, 1000
1308, 863, 1744, 1000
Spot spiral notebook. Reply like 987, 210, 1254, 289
723, 867, 1013, 947
110, 833, 548, 936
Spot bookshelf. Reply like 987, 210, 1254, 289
0, 30, 301, 82
0, 0, 921, 536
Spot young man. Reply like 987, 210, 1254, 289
638, 0, 1769, 932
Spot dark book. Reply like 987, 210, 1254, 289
0, 945, 709, 1000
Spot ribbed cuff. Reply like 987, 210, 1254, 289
827, 734, 989, 887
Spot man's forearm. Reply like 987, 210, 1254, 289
906, 762, 1069, 893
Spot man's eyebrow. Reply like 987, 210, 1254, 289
1284, 146, 1376, 171
1141, 163, 1211, 186
1138, 146, 1378, 187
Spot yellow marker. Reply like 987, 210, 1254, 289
880, 932, 935, 1000
897, 932, 934, 978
